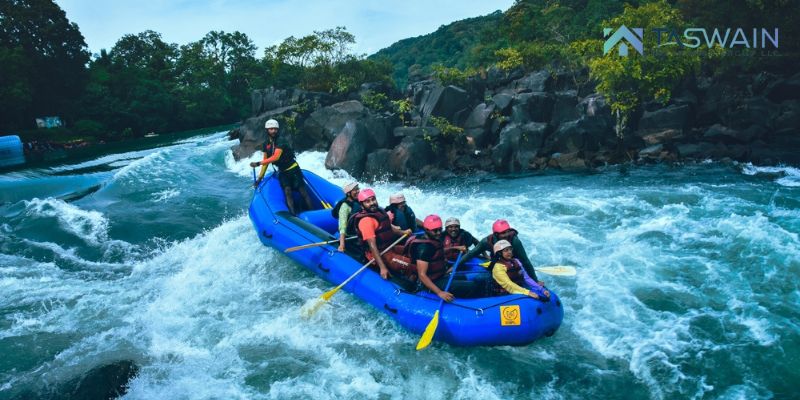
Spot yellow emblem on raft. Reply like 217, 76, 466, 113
500, 305, 521, 326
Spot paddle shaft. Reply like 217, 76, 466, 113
415, 252, 464, 350
284, 236, 356, 253
323, 233, 409, 299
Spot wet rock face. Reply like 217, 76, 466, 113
235, 68, 799, 179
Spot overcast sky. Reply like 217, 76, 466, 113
55, 0, 515, 57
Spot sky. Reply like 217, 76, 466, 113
55, 0, 516, 57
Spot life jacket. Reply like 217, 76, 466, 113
443, 232, 467, 261
263, 136, 297, 171
385, 203, 417, 231
331, 197, 362, 220
490, 257, 526, 295
348, 208, 395, 252
486, 229, 519, 250
384, 236, 446, 281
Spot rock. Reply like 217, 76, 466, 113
419, 85, 471, 124
765, 72, 800, 103
551, 90, 580, 126
491, 122, 548, 172
635, 104, 691, 144
510, 92, 553, 124
545, 120, 584, 153
301, 100, 369, 150
703, 123, 759, 143
463, 103, 496, 148
638, 144, 664, 159
549, 152, 587, 171
393, 126, 441, 141
251, 87, 334, 115
363, 149, 393, 180
325, 121, 374, 177
486, 66, 525, 89
512, 70, 552, 93
388, 136, 437, 177
725, 96, 777, 130
492, 90, 515, 113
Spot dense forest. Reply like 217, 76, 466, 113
0, 0, 391, 142
1, 0, 798, 144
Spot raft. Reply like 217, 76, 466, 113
0, 135, 25, 168
248, 170, 563, 347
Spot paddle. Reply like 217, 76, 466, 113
302, 174, 332, 209
478, 261, 577, 276
416, 252, 464, 351
284, 236, 356, 253
302, 233, 410, 318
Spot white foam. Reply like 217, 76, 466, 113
151, 189, 180, 203
23, 198, 110, 246
741, 163, 800, 187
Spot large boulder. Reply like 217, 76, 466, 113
463, 103, 496, 148
419, 84, 471, 124
548, 152, 588, 171
491, 90, 515, 113
765, 72, 800, 103
551, 90, 581, 126
486, 66, 525, 90
388, 136, 437, 177
510, 92, 553, 124
703, 123, 761, 143
363, 149, 393, 180
635, 104, 691, 145
512, 70, 553, 93
543, 115, 616, 155
251, 87, 335, 115
491, 122, 548, 172
325, 121, 374, 177
301, 100, 370, 151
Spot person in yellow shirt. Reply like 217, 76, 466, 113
488, 240, 550, 301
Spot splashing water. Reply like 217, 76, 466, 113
1, 131, 799, 399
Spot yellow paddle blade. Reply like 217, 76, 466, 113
416, 310, 440, 351
301, 297, 327, 319
537, 265, 577, 276
321, 286, 340, 302
479, 262, 577, 276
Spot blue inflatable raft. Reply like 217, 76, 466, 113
248, 170, 564, 347
0, 135, 25, 168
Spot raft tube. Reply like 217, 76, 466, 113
249, 170, 563, 347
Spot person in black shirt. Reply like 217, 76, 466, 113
250, 119, 313, 215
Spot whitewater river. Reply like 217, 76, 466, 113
1, 131, 798, 399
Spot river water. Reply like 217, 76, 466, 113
1, 131, 798, 399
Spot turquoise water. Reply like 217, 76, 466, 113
1, 131, 799, 399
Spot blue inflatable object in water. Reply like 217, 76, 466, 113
249, 170, 564, 347
0, 135, 25, 167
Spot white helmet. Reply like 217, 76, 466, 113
264, 119, 279, 129
493, 239, 512, 254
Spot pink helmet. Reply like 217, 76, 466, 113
423, 214, 442, 230
357, 188, 376, 202
492, 219, 511, 233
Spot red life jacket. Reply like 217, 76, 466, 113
348, 208, 395, 252
443, 232, 466, 261
490, 257, 526, 295
382, 236, 446, 281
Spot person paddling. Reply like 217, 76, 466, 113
464, 219, 544, 286
250, 119, 313, 215
332, 182, 362, 252
348, 188, 411, 279
442, 217, 479, 262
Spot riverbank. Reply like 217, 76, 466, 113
2, 124, 236, 172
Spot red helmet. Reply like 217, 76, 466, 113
492, 219, 511, 233
357, 188, 376, 202
423, 214, 442, 230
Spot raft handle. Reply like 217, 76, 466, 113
317, 263, 330, 273
383, 304, 398, 314
475, 308, 484, 317
261, 230, 272, 238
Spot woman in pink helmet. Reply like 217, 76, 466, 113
463, 219, 544, 286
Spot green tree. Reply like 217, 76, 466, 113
0, 0, 89, 130
573, 1, 704, 137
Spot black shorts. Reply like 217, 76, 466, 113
278, 167, 304, 189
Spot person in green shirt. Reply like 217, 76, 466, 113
331, 181, 361, 252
